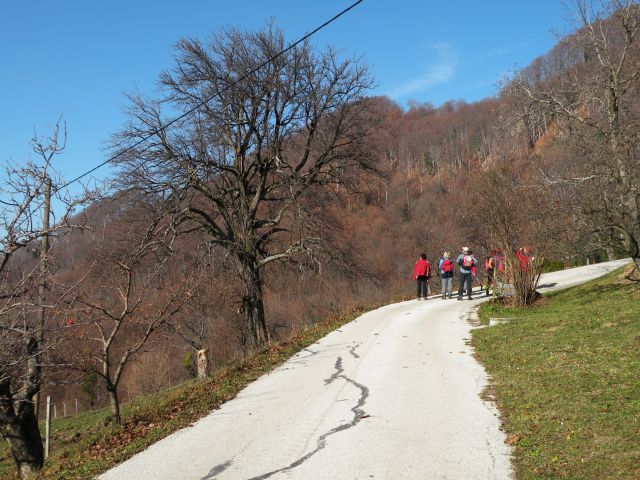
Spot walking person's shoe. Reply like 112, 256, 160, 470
456, 296, 463, 301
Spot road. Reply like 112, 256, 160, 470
100, 259, 629, 480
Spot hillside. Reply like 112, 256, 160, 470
22, 20, 637, 421
1, 2, 639, 478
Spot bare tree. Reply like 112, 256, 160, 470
112, 24, 375, 347
465, 167, 565, 305
512, 0, 640, 272
0, 121, 92, 479
64, 201, 198, 425
167, 254, 235, 379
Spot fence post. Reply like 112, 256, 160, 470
45, 396, 51, 459
63, 401, 67, 418
75, 398, 78, 415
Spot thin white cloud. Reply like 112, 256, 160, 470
387, 43, 457, 99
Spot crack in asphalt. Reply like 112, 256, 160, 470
248, 364, 370, 480
348, 342, 361, 359
201, 436, 260, 479
323, 356, 343, 385
485, 437, 497, 471
200, 460, 233, 480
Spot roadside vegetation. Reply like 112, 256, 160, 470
0, 303, 385, 480
474, 266, 640, 479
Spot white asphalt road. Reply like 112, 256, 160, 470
100, 259, 630, 480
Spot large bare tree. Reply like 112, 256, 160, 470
512, 0, 640, 272
113, 25, 375, 347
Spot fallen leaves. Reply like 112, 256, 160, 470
506, 433, 521, 445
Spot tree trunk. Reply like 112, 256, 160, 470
239, 256, 269, 348
622, 228, 640, 275
196, 348, 209, 379
0, 381, 43, 479
606, 247, 614, 262
107, 386, 120, 426
633, 256, 640, 274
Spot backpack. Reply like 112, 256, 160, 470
459, 255, 474, 268
441, 259, 454, 273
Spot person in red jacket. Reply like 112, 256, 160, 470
413, 253, 432, 300
515, 246, 533, 272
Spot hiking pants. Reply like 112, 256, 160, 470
458, 272, 472, 299
440, 276, 453, 297
416, 276, 428, 298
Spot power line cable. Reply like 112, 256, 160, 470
54, 0, 365, 194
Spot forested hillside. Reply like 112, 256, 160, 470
46, 0, 638, 410
1, 1, 638, 478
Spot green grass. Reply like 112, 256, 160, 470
474, 267, 640, 479
0, 301, 390, 479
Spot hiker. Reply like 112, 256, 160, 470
516, 246, 533, 272
413, 253, 432, 300
437, 251, 455, 299
469, 249, 478, 291
484, 250, 497, 296
456, 247, 477, 301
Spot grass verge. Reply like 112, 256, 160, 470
0, 301, 392, 479
474, 267, 640, 479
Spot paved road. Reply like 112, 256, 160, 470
100, 260, 629, 480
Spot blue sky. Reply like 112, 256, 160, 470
1, 1, 572, 193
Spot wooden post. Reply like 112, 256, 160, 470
63, 401, 67, 418
45, 396, 51, 459
34, 177, 51, 420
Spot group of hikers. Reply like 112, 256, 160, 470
412, 247, 506, 301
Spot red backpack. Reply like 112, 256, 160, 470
460, 254, 474, 268
441, 259, 454, 273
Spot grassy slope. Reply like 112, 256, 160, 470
474, 267, 640, 479
0, 302, 390, 480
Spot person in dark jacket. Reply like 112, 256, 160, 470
484, 249, 503, 296
484, 252, 496, 296
413, 253, 432, 300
